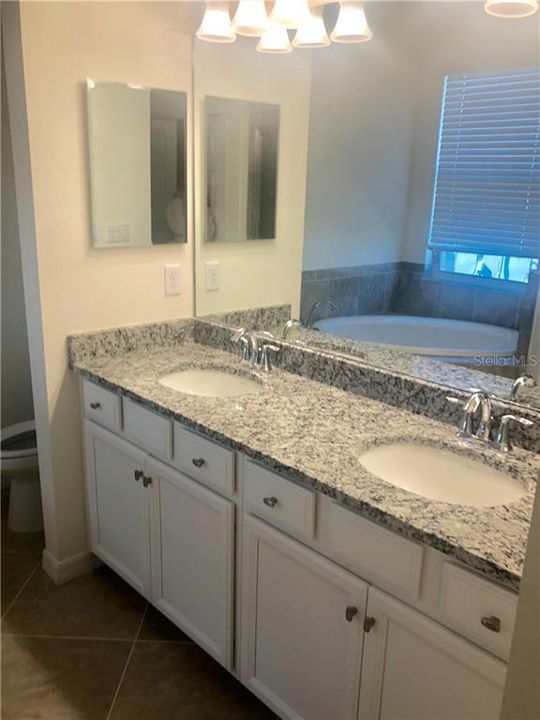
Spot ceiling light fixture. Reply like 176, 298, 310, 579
270, 0, 311, 29
331, 1, 373, 43
232, 0, 269, 37
257, 21, 293, 54
293, 7, 331, 48
196, 2, 236, 43
484, 0, 538, 17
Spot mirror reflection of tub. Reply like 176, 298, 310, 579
313, 315, 519, 366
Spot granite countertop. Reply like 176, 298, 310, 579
71, 340, 538, 592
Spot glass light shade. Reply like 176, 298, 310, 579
484, 0, 538, 17
232, 0, 268, 36
270, 0, 311, 29
257, 21, 293, 53
196, 2, 236, 43
331, 2, 373, 43
293, 7, 331, 48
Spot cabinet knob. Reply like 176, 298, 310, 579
481, 615, 501, 633
89, 402, 101, 410
142, 476, 152, 488
345, 606, 358, 622
263, 496, 278, 508
192, 458, 205, 468
363, 616, 376, 632
134, 469, 144, 482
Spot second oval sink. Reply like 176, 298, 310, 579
159, 369, 261, 398
360, 443, 525, 507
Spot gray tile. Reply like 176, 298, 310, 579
436, 283, 475, 321
138, 605, 193, 643
110, 642, 275, 720
473, 288, 519, 329
1, 555, 40, 614
357, 274, 387, 315
299, 279, 329, 324
2, 565, 146, 639
390, 272, 439, 317
1, 634, 130, 720
328, 276, 359, 317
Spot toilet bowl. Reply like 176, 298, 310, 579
1, 420, 43, 533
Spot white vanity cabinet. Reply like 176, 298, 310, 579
84, 421, 151, 597
241, 516, 368, 720
358, 588, 507, 720
83, 417, 235, 668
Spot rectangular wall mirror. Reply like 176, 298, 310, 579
204, 96, 279, 243
87, 80, 187, 247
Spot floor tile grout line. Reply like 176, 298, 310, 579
1, 631, 195, 645
1, 558, 42, 621
105, 602, 149, 720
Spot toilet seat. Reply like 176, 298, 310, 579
1, 420, 39, 474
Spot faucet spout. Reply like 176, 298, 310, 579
306, 299, 339, 329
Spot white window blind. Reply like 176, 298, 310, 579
428, 68, 540, 259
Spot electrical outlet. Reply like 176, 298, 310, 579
205, 261, 220, 292
164, 264, 181, 296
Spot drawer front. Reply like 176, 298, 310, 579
243, 460, 316, 542
440, 563, 518, 660
82, 379, 122, 433
172, 423, 235, 496
325, 502, 424, 599
122, 397, 172, 461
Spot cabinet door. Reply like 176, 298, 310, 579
84, 420, 151, 597
358, 588, 507, 720
241, 517, 368, 720
147, 457, 235, 669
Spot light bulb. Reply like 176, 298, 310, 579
196, 2, 236, 43
484, 0, 538, 17
293, 7, 330, 48
331, 1, 373, 43
257, 21, 293, 54
232, 0, 268, 36
270, 0, 311, 29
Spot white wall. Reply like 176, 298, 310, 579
9, 0, 195, 567
303, 3, 416, 272
194, 38, 311, 316
1, 54, 34, 429
302, 1, 539, 271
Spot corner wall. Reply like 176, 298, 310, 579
7, 0, 195, 569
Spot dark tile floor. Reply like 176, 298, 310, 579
1, 497, 276, 719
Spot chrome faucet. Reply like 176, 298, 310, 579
494, 414, 534, 453
448, 390, 493, 442
258, 341, 281, 372
306, 299, 339, 329
510, 373, 536, 401
231, 328, 257, 364
282, 319, 303, 340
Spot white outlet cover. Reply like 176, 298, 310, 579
164, 264, 181, 296
205, 261, 220, 292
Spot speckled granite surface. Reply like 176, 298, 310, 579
69, 336, 538, 592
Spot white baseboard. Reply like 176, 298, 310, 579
42, 548, 100, 584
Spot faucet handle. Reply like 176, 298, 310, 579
494, 414, 534, 453
231, 327, 246, 343
259, 343, 281, 372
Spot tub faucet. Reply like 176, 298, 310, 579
306, 299, 339, 329
282, 319, 303, 340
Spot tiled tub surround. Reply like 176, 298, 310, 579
300, 262, 538, 359
69, 324, 538, 591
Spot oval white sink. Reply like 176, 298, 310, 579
159, 369, 260, 398
360, 443, 525, 507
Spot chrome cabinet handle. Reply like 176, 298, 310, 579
345, 606, 358, 622
89, 402, 101, 410
192, 458, 205, 468
263, 496, 278, 508
481, 615, 501, 633
143, 476, 152, 488
134, 470, 144, 482
363, 616, 376, 632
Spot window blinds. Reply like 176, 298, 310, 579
428, 69, 540, 259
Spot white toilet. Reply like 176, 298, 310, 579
1, 420, 43, 533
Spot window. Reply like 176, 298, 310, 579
428, 69, 540, 285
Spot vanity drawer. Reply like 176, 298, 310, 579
122, 397, 172, 461
172, 423, 235, 496
243, 460, 316, 542
324, 502, 424, 599
82, 379, 122, 432
440, 563, 518, 660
